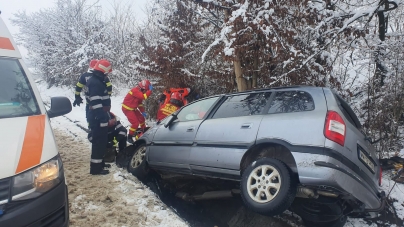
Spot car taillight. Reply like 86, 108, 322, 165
379, 166, 382, 186
324, 111, 346, 146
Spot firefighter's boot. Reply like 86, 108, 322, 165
127, 135, 135, 144
102, 160, 111, 169
90, 162, 110, 175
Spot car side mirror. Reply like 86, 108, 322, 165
164, 114, 178, 128
47, 96, 72, 118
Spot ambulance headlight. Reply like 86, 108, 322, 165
11, 156, 63, 201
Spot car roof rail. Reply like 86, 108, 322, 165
255, 85, 314, 91
226, 85, 319, 95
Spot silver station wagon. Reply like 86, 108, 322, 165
124, 86, 385, 227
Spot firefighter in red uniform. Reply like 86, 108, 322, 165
157, 92, 184, 122
159, 87, 191, 107
122, 79, 153, 144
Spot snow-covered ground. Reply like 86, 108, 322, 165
35, 80, 187, 227
34, 79, 404, 227
54, 130, 186, 227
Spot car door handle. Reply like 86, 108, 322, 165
187, 127, 195, 132
241, 123, 252, 129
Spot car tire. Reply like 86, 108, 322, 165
302, 215, 347, 227
127, 144, 149, 180
290, 196, 345, 223
240, 158, 297, 216
116, 144, 137, 168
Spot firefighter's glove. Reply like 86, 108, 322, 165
142, 112, 147, 118
73, 96, 83, 107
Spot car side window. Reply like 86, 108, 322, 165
268, 91, 314, 114
212, 92, 269, 119
176, 97, 219, 122
253, 92, 272, 115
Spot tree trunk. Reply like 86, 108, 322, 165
252, 55, 258, 88
224, 9, 247, 92
375, 0, 388, 87
234, 56, 247, 92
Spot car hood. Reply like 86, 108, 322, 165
0, 115, 58, 179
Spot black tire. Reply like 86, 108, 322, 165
303, 215, 347, 227
116, 144, 136, 168
291, 196, 345, 222
127, 144, 149, 180
240, 158, 297, 216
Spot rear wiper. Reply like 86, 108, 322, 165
365, 136, 387, 145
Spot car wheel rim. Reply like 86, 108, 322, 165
246, 164, 281, 203
130, 146, 146, 169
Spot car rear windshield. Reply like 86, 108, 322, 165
0, 58, 40, 119
333, 92, 361, 129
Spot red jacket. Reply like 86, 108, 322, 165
122, 87, 152, 112
157, 103, 180, 121
161, 88, 190, 107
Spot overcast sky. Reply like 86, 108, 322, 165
0, 0, 148, 58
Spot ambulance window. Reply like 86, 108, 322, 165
0, 58, 40, 119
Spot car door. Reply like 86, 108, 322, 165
189, 92, 272, 178
147, 96, 220, 173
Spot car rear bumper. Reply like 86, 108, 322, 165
291, 151, 382, 215
0, 181, 69, 227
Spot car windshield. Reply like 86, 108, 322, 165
0, 58, 40, 119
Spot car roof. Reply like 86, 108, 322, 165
0, 15, 22, 59
223, 85, 322, 96
190, 85, 323, 104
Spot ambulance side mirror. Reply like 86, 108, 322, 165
164, 114, 177, 128
48, 96, 72, 118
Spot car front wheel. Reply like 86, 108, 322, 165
127, 144, 149, 180
240, 158, 296, 216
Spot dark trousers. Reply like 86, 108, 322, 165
108, 130, 127, 152
85, 103, 90, 128
89, 117, 108, 174
108, 119, 127, 151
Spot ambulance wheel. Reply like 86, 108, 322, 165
127, 144, 149, 180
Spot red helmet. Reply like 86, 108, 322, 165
93, 59, 112, 74
89, 59, 98, 69
171, 92, 182, 101
138, 79, 151, 90
170, 92, 183, 106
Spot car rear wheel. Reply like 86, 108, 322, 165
302, 215, 347, 227
290, 196, 345, 224
127, 144, 149, 180
240, 158, 296, 216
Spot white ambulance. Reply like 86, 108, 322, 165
0, 15, 70, 226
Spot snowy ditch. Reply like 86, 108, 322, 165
36, 80, 404, 227
54, 129, 187, 227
